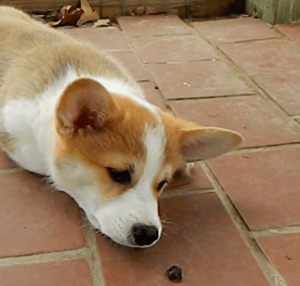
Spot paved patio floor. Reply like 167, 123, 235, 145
0, 15, 300, 286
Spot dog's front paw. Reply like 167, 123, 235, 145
166, 162, 195, 190
175, 162, 195, 179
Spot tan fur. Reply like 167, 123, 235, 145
0, 6, 139, 152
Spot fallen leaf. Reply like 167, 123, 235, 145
93, 19, 110, 27
133, 6, 145, 16
56, 4, 71, 21
145, 6, 158, 15
50, 5, 83, 27
77, 0, 100, 26
132, 6, 158, 16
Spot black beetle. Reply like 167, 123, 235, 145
166, 265, 183, 283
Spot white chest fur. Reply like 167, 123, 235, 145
2, 97, 56, 175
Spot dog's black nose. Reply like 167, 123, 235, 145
131, 224, 159, 246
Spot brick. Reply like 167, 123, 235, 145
252, 72, 300, 115
146, 61, 253, 99
275, 23, 300, 46
130, 34, 218, 63
0, 172, 85, 257
64, 27, 129, 50
257, 234, 300, 286
0, 259, 93, 286
97, 194, 269, 285
108, 51, 149, 81
194, 17, 280, 45
169, 96, 300, 148
220, 39, 300, 75
208, 148, 300, 229
117, 15, 193, 37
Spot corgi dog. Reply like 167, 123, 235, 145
0, 6, 243, 248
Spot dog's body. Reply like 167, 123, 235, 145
0, 7, 243, 247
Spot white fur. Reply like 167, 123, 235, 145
2, 69, 77, 174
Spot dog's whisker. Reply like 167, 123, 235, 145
161, 231, 171, 239
161, 219, 178, 226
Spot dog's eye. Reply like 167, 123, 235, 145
107, 168, 131, 184
157, 180, 169, 192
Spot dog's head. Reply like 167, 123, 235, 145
52, 78, 243, 248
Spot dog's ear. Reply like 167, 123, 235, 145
158, 110, 243, 162
179, 125, 243, 161
56, 78, 118, 137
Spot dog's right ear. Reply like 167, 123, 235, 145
56, 78, 119, 137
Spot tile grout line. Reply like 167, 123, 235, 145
191, 23, 300, 134
0, 167, 25, 174
119, 32, 194, 38
161, 188, 214, 198
200, 161, 287, 286
165, 93, 256, 101
270, 25, 300, 53
252, 224, 300, 238
0, 248, 88, 268
216, 35, 283, 45
82, 218, 105, 286
228, 141, 300, 155
117, 24, 172, 106
143, 58, 219, 64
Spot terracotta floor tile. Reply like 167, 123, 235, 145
170, 96, 300, 148
252, 72, 300, 115
63, 27, 129, 50
220, 39, 300, 75
139, 82, 167, 111
257, 234, 300, 286
130, 34, 218, 63
165, 162, 211, 193
97, 194, 268, 285
194, 17, 280, 45
208, 148, 300, 229
117, 15, 193, 37
0, 150, 16, 168
147, 61, 253, 99
275, 23, 300, 46
108, 51, 149, 81
0, 172, 85, 257
0, 259, 93, 286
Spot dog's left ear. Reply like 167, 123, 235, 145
179, 125, 243, 161
56, 78, 119, 137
